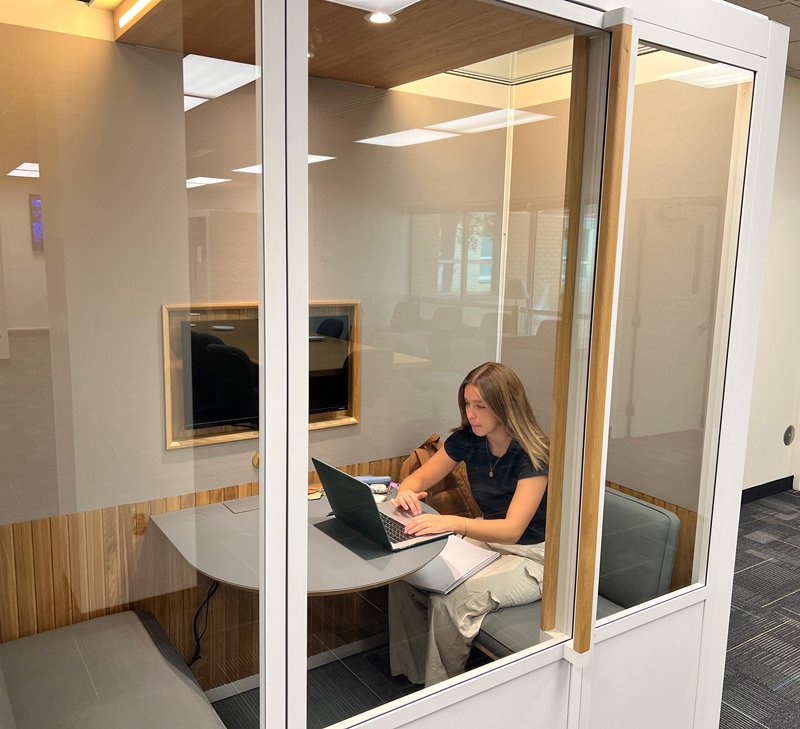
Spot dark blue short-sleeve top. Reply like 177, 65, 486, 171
444, 428, 548, 544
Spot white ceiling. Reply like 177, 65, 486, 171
725, 0, 800, 77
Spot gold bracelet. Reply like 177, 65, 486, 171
464, 517, 469, 537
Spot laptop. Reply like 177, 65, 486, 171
312, 458, 453, 551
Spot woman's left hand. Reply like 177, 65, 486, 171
404, 514, 456, 536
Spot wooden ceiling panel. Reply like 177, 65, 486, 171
308, 0, 573, 88
115, 0, 572, 87
116, 0, 255, 64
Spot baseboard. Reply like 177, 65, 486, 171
742, 476, 794, 504
205, 673, 259, 703
306, 632, 389, 670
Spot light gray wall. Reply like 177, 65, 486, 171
0, 24, 260, 517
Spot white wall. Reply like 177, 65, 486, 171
743, 77, 800, 490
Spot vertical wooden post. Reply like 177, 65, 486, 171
573, 23, 633, 655
540, 33, 591, 633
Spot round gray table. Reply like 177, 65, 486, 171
307, 493, 447, 595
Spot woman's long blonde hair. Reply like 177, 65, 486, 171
455, 362, 550, 472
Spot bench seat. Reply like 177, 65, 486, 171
0, 611, 224, 729
476, 489, 680, 658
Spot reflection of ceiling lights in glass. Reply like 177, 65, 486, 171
233, 165, 263, 174
660, 63, 751, 88
356, 129, 458, 147
183, 55, 260, 100
323, 0, 420, 14
428, 109, 553, 134
184, 96, 209, 111
7, 162, 39, 178
186, 177, 231, 189
308, 155, 336, 164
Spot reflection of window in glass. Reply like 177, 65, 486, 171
413, 211, 498, 298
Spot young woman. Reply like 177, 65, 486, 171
389, 361, 549, 687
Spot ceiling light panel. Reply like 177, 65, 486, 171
183, 55, 259, 99
184, 95, 209, 111
428, 109, 553, 134
324, 0, 420, 13
356, 129, 458, 147
186, 177, 231, 188
7, 162, 39, 178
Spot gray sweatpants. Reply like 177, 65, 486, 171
388, 539, 545, 687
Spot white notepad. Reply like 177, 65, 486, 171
402, 536, 500, 594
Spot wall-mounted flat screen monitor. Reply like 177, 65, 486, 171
308, 314, 350, 415
181, 319, 260, 430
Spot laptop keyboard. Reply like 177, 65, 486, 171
379, 512, 415, 543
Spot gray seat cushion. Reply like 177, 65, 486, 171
477, 596, 623, 657
0, 661, 17, 729
476, 488, 680, 658
0, 611, 224, 729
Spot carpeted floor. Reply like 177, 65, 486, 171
720, 489, 800, 729
213, 644, 490, 728
213, 490, 800, 729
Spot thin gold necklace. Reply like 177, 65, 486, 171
486, 439, 506, 478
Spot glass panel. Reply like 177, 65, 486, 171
307, 2, 607, 725
600, 46, 753, 617
0, 5, 261, 726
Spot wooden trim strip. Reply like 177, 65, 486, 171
540, 33, 591, 634
573, 23, 633, 655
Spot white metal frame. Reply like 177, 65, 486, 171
260, 0, 789, 727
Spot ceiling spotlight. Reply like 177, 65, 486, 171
366, 11, 394, 23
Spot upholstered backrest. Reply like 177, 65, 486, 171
599, 489, 680, 608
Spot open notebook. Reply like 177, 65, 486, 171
402, 536, 500, 594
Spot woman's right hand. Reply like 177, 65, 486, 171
391, 489, 428, 516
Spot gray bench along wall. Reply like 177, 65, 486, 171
0, 611, 224, 729
477, 488, 681, 658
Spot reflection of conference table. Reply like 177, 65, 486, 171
309, 336, 430, 374
149, 494, 445, 595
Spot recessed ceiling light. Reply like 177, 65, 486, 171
356, 129, 458, 147
186, 177, 231, 188
308, 155, 336, 164
660, 63, 751, 88
428, 109, 553, 134
324, 1, 420, 13
183, 55, 259, 100
184, 95, 209, 112
7, 162, 39, 178
233, 165, 263, 174
366, 12, 394, 23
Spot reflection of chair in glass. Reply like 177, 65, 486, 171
316, 318, 345, 339
205, 343, 259, 428
389, 301, 422, 332
475, 488, 680, 658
